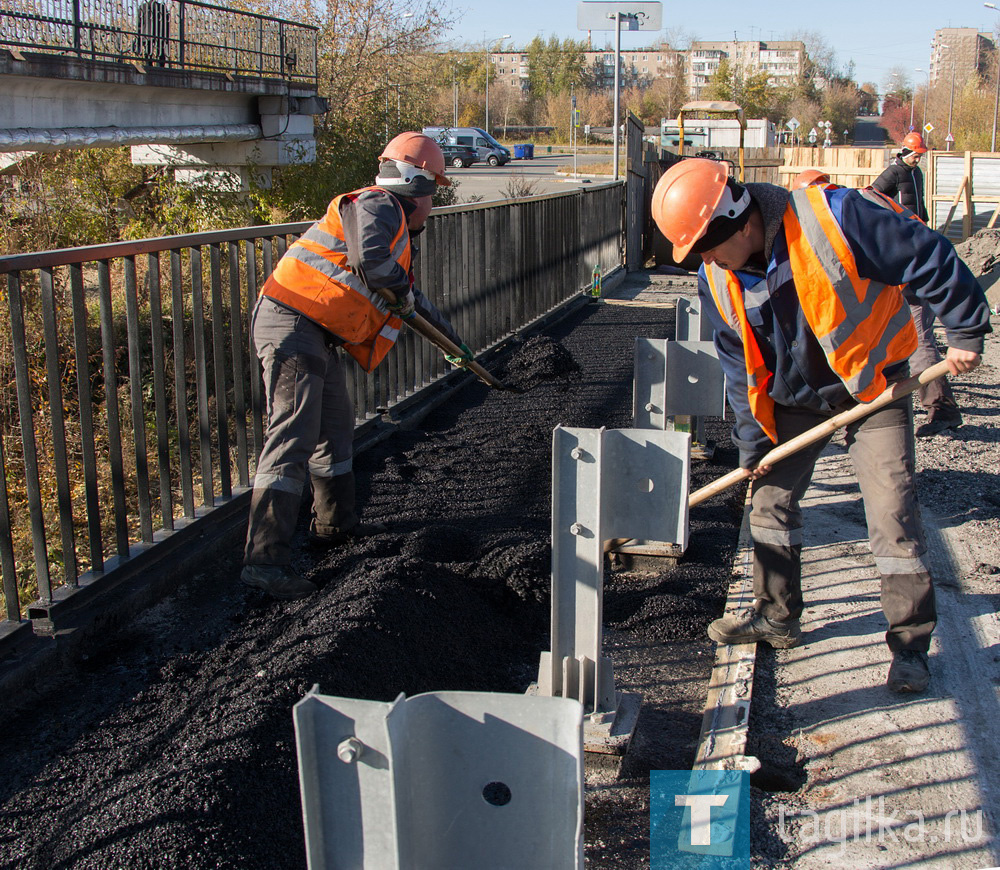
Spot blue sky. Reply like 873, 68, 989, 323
443, 0, 1000, 93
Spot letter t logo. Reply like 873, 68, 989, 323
675, 794, 729, 845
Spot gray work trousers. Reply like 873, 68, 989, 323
244, 296, 359, 566
909, 300, 959, 417
749, 398, 936, 652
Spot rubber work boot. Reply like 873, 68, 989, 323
707, 609, 802, 648
307, 520, 389, 549
240, 564, 317, 600
886, 649, 930, 693
915, 413, 962, 437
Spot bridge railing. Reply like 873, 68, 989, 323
0, 0, 318, 84
0, 183, 623, 647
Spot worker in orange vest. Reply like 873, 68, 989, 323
873, 132, 964, 436
651, 158, 990, 693
242, 132, 470, 599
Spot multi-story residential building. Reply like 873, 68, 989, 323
490, 46, 682, 91
687, 40, 806, 98
929, 28, 995, 86
486, 39, 804, 98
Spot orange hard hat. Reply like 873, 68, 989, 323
791, 169, 831, 190
379, 132, 450, 187
901, 131, 928, 154
651, 158, 750, 262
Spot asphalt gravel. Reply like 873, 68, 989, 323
0, 292, 745, 870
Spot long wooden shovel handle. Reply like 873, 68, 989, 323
688, 360, 953, 508
370, 286, 507, 390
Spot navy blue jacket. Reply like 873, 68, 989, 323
698, 185, 991, 468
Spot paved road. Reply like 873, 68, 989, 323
444, 150, 617, 203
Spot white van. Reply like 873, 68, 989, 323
423, 127, 511, 166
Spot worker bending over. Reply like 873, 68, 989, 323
652, 158, 991, 693
243, 132, 470, 600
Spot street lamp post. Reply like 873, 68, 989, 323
985, 4, 1000, 151
921, 67, 930, 135
484, 33, 510, 136
947, 59, 956, 150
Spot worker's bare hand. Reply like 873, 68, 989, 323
945, 347, 981, 375
747, 464, 772, 479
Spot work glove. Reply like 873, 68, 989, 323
444, 342, 473, 368
387, 289, 416, 319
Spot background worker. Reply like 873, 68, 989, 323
873, 132, 964, 436
651, 158, 991, 693
243, 132, 471, 600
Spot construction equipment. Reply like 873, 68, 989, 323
677, 101, 746, 181
689, 360, 952, 507
371, 286, 520, 392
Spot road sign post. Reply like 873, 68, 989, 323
578, 2, 662, 181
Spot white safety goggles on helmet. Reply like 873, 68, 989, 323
690, 179, 753, 254
375, 158, 438, 197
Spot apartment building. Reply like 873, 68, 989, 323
688, 40, 806, 97
487, 39, 804, 97
929, 28, 996, 86
490, 46, 682, 91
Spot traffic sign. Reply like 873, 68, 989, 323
924, 123, 934, 134
786, 117, 800, 130
945, 132, 955, 142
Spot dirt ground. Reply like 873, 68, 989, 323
0, 288, 747, 869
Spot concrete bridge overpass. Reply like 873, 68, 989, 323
0, 0, 327, 188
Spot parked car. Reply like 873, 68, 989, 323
440, 143, 478, 168
424, 126, 511, 166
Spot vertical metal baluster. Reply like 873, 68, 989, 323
171, 249, 195, 518
228, 241, 249, 487
8, 273, 51, 597
69, 263, 103, 572
512, 203, 525, 327
124, 256, 153, 543
96, 260, 129, 557
189, 246, 214, 507
473, 208, 486, 351
207, 243, 231, 501
246, 240, 264, 464
40, 266, 77, 584
147, 252, 173, 531
0, 430, 19, 621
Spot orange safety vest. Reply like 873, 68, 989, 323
261, 186, 409, 371
705, 186, 918, 442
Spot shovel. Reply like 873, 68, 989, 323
372, 286, 520, 392
688, 359, 953, 508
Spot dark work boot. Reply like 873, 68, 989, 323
308, 472, 387, 547
240, 564, 317, 600
915, 413, 962, 437
707, 608, 802, 648
887, 649, 930, 693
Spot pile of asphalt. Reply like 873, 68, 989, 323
0, 297, 744, 870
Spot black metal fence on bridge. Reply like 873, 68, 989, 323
0, 0, 317, 84
0, 183, 623, 647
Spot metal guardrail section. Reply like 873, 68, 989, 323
0, 0, 318, 83
294, 689, 584, 869
0, 183, 623, 637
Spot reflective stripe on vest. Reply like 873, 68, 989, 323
262, 186, 409, 371
705, 264, 779, 443
786, 187, 917, 401
858, 186, 923, 224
